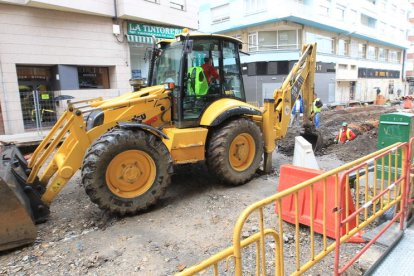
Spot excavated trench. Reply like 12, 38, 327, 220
278, 105, 401, 162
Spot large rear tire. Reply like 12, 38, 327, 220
206, 118, 263, 185
81, 128, 172, 216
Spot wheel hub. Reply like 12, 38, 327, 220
121, 163, 141, 183
229, 133, 255, 172
106, 150, 156, 198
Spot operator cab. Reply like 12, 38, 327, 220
152, 34, 246, 128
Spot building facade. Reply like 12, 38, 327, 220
406, 0, 414, 92
199, 0, 410, 106
0, 0, 197, 135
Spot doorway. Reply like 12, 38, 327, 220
17, 66, 57, 130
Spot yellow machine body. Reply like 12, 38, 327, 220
0, 30, 318, 252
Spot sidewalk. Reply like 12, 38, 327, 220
371, 222, 414, 275
0, 131, 47, 146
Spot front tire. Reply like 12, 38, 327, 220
81, 128, 172, 216
206, 118, 263, 185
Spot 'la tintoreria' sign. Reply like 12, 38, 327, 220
128, 22, 182, 39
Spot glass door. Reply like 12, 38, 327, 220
17, 66, 56, 130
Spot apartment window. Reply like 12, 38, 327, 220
258, 31, 277, 50
211, 4, 230, 24
233, 34, 242, 40
278, 30, 299, 49
366, 0, 376, 4
78, 67, 110, 89
380, 0, 387, 10
306, 32, 334, 54
248, 30, 300, 52
334, 5, 345, 21
319, 5, 330, 16
358, 43, 367, 58
367, 46, 377, 60
349, 9, 358, 24
338, 64, 348, 70
391, 4, 397, 13
389, 50, 400, 63
400, 29, 406, 39
390, 25, 397, 38
379, 21, 386, 34
244, 0, 266, 14
378, 48, 388, 61
170, 0, 185, 11
248, 32, 258, 52
361, 14, 376, 28
338, 39, 349, 56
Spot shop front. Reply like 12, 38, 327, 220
127, 22, 183, 86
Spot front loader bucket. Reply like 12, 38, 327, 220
0, 177, 36, 251
0, 144, 49, 251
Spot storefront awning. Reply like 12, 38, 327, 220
127, 35, 162, 44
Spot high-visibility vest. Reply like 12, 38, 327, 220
313, 98, 321, 113
188, 67, 208, 96
338, 128, 351, 141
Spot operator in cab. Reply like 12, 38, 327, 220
201, 57, 219, 84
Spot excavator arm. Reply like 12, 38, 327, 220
261, 43, 318, 172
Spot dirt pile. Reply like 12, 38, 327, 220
278, 105, 400, 161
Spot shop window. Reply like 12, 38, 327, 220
277, 61, 289, 75
256, 62, 267, 75
78, 67, 110, 89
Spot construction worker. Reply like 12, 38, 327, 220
334, 122, 357, 144
201, 57, 219, 84
290, 95, 303, 127
313, 94, 323, 128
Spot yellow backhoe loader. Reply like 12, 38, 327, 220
0, 31, 320, 251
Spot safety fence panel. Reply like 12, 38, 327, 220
334, 142, 409, 275
178, 142, 409, 276
19, 89, 58, 133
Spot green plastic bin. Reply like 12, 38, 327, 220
377, 112, 414, 180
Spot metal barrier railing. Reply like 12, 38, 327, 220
178, 142, 408, 276
406, 137, 414, 224
334, 142, 409, 275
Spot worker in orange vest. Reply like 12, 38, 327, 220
334, 122, 357, 144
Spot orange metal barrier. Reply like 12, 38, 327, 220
178, 143, 408, 276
